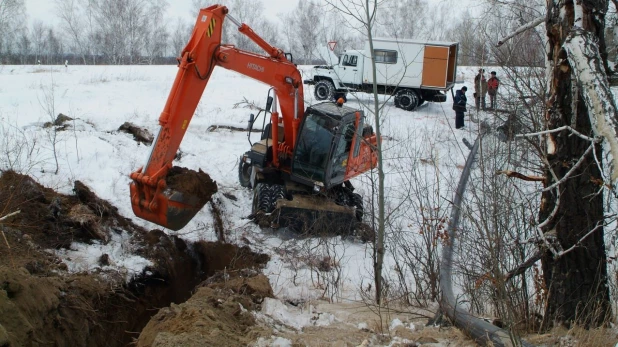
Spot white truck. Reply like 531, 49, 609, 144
305, 38, 459, 111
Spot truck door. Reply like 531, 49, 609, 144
336, 54, 361, 88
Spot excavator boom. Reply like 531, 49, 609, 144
130, 4, 302, 230
130, 4, 378, 232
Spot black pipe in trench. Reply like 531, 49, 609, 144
439, 134, 534, 347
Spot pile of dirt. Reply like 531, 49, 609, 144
0, 170, 140, 250
0, 170, 269, 346
166, 166, 217, 205
118, 122, 154, 145
137, 273, 273, 346
43, 113, 74, 130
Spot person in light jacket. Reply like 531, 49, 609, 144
453, 86, 468, 129
474, 69, 487, 110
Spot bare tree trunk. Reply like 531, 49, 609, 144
540, 0, 611, 328
362, 0, 385, 305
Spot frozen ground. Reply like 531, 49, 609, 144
0, 64, 488, 345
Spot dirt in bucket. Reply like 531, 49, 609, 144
165, 166, 217, 205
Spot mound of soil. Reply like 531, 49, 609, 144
118, 122, 154, 145
166, 166, 217, 205
0, 170, 269, 347
0, 170, 139, 250
137, 274, 273, 347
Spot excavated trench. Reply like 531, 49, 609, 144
0, 170, 271, 346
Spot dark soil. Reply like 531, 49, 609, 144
0, 170, 270, 347
166, 166, 217, 205
43, 113, 74, 130
0, 170, 139, 249
118, 122, 154, 145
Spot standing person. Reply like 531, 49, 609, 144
453, 86, 468, 129
487, 71, 500, 110
474, 69, 487, 110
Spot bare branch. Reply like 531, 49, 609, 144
496, 16, 544, 47
495, 170, 545, 182
0, 210, 21, 222
1, 209, 20, 269
516, 125, 602, 143
557, 223, 604, 258
542, 144, 594, 192
505, 251, 542, 281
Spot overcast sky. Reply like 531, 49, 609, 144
25, 0, 301, 26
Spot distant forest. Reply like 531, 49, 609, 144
1, 0, 549, 66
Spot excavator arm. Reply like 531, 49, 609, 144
130, 4, 304, 230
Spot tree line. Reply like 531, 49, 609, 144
0, 0, 546, 67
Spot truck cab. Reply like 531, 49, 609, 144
306, 39, 459, 112
333, 50, 364, 88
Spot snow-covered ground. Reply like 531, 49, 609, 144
0, 64, 485, 344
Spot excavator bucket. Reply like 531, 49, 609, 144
130, 167, 217, 231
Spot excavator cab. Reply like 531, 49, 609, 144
291, 102, 364, 191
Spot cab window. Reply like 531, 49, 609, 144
342, 55, 357, 67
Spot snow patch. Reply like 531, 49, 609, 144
257, 298, 336, 330
53, 231, 152, 281
389, 318, 404, 331
253, 336, 293, 347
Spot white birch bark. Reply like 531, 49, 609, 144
563, 27, 618, 183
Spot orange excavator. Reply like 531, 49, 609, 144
129, 4, 378, 231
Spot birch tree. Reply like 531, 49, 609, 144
0, 0, 25, 60
31, 21, 47, 64
143, 0, 169, 64
54, 0, 89, 64
170, 17, 191, 58
376, 0, 428, 39
538, 0, 613, 328
285, 1, 323, 64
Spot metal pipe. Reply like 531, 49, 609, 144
440, 134, 534, 347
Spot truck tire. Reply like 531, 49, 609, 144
238, 153, 252, 188
314, 80, 335, 101
394, 89, 419, 111
267, 184, 285, 211
252, 183, 270, 214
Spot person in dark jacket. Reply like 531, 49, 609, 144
453, 86, 468, 129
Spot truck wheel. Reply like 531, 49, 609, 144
314, 80, 335, 101
252, 183, 270, 214
238, 153, 252, 188
394, 89, 419, 111
267, 184, 285, 212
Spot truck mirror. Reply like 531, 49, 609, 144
248, 113, 255, 132
265, 96, 273, 113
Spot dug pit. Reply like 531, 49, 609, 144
0, 170, 271, 346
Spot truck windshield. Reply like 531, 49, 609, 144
293, 113, 338, 182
